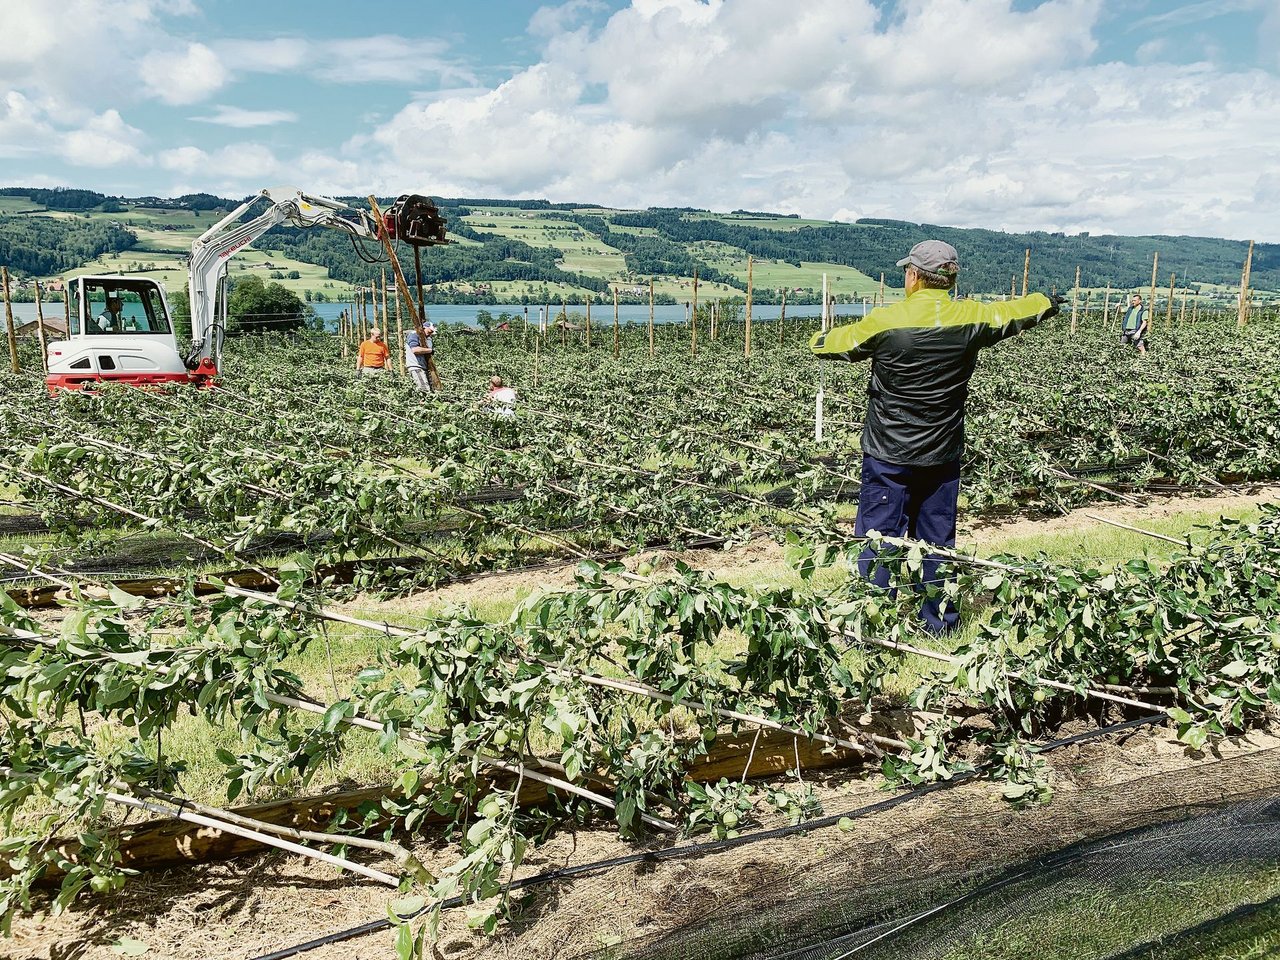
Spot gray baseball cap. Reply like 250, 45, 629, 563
896, 240, 960, 274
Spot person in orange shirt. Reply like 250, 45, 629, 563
356, 327, 390, 376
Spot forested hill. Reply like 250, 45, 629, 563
0, 185, 1273, 295
592, 210, 1275, 295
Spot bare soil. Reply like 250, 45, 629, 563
10, 727, 1280, 960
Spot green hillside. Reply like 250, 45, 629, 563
0, 187, 1273, 307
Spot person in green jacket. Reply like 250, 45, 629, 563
1120, 293, 1149, 355
810, 240, 1063, 633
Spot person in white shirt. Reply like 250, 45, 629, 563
484, 376, 516, 418
96, 295, 124, 332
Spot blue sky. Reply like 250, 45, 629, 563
2, 0, 1278, 239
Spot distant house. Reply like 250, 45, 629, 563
16, 317, 69, 338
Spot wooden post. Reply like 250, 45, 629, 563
1081, 289, 1091, 327
1010, 276, 1016, 299
648, 278, 654, 358
612, 288, 619, 359
1179, 282, 1188, 324
380, 269, 388, 336
821, 273, 829, 332
2, 267, 18, 374
1148, 252, 1159, 327
778, 288, 786, 346
1070, 265, 1080, 334
561, 298, 567, 347
533, 328, 540, 387
1166, 272, 1176, 325
691, 268, 698, 357
744, 255, 753, 358
543, 300, 550, 335
878, 272, 885, 308
1238, 240, 1254, 328
1102, 284, 1112, 328
34, 279, 48, 372
392, 281, 405, 376
711, 301, 717, 341
1021, 248, 1030, 297
585, 297, 591, 348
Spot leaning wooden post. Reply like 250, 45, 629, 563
1238, 240, 1254, 329
380, 269, 389, 335
1166, 272, 1176, 325
691, 268, 698, 358
1070, 265, 1080, 334
778, 288, 786, 346
1021, 248, 1030, 297
647, 278, 654, 358
3, 267, 19, 374
745, 255, 753, 358
34, 279, 48, 372
1148, 251, 1159, 328
612, 288, 619, 359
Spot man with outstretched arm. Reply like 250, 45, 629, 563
810, 240, 1063, 634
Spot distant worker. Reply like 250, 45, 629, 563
1120, 293, 1149, 355
356, 327, 389, 375
810, 240, 1063, 634
95, 295, 124, 333
484, 376, 517, 418
405, 323, 438, 392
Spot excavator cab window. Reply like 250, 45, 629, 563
83, 280, 171, 335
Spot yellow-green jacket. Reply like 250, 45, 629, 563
810, 290, 1054, 466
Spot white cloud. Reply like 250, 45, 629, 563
141, 42, 229, 105
158, 145, 208, 174
216, 35, 475, 85
60, 110, 150, 167
192, 105, 298, 127
354, 0, 1280, 241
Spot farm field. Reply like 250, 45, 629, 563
1, 308, 1279, 959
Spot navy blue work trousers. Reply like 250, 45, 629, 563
854, 453, 961, 635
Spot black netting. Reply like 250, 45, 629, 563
578, 748, 1280, 960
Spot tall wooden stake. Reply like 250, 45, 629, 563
1010, 276, 1016, 299
691, 268, 698, 357
745, 255, 753, 357
392, 276, 405, 375
585, 298, 592, 348
612, 288, 619, 359
34, 279, 48, 372
1179, 282, 1188, 324
1021, 248, 1030, 297
779, 288, 786, 346
1103, 284, 1112, 328
647, 278, 654, 359
2, 267, 18, 374
1238, 240, 1254, 328
561, 299, 567, 347
821, 274, 829, 331
1166, 272, 1176, 324
1070, 265, 1080, 334
878, 272, 885, 307
1148, 252, 1159, 326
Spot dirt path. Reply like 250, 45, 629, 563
355, 485, 1279, 618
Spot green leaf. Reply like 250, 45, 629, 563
110, 938, 150, 956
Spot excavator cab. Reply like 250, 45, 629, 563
47, 276, 187, 390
